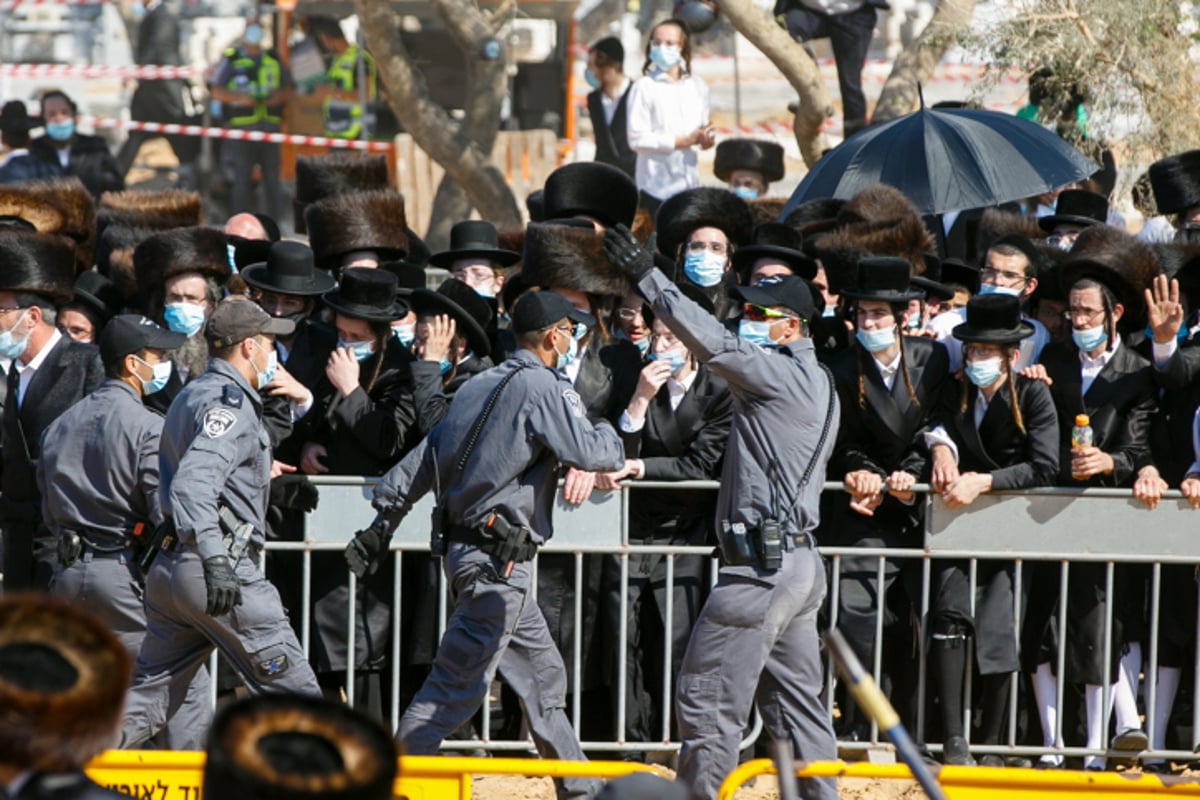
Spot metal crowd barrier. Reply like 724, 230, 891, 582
262, 478, 1200, 764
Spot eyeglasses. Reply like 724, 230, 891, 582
616, 307, 644, 321
0, 306, 25, 313
1063, 306, 1104, 323
963, 344, 1006, 359
979, 267, 1028, 284
685, 240, 728, 255
742, 304, 797, 323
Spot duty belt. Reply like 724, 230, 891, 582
720, 531, 815, 567
159, 535, 262, 564
446, 523, 538, 565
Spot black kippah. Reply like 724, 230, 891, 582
591, 36, 623, 65
0, 641, 79, 692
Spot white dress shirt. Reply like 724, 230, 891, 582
873, 350, 902, 391
625, 70, 709, 201
1078, 336, 1119, 396
14, 327, 61, 408
619, 368, 698, 479
600, 77, 631, 126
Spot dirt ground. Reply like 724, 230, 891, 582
468, 769, 924, 800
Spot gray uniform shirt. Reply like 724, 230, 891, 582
638, 269, 840, 539
37, 380, 164, 544
373, 349, 625, 543
160, 358, 271, 560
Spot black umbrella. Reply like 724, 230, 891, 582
779, 105, 1098, 218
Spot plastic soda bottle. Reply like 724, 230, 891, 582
1071, 414, 1093, 480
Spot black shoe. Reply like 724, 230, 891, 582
1035, 755, 1064, 770
1142, 761, 1172, 774
1112, 728, 1149, 752
1005, 756, 1033, 769
943, 736, 976, 766
979, 755, 1005, 768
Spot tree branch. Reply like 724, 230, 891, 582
873, 0, 977, 123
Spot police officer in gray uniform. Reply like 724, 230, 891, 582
344, 291, 625, 800
603, 226, 840, 800
38, 314, 212, 750
121, 299, 321, 748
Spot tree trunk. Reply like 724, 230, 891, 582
872, 0, 978, 123
356, 0, 521, 239
717, 0, 833, 167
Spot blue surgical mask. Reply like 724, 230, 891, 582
555, 329, 578, 371
907, 314, 922, 330
256, 349, 277, 390
649, 43, 682, 71
738, 318, 779, 348
163, 302, 207, 337
1072, 324, 1107, 353
732, 186, 759, 201
131, 0, 145, 18
584, 69, 601, 90
393, 323, 415, 347
683, 249, 726, 288
226, 242, 239, 274
964, 356, 1004, 388
978, 283, 1021, 297
650, 348, 688, 375
46, 119, 75, 142
632, 336, 650, 355
855, 326, 895, 353
135, 357, 172, 395
0, 309, 31, 359
244, 23, 264, 45
572, 321, 589, 340
438, 357, 452, 375
339, 338, 375, 362
821, 305, 837, 319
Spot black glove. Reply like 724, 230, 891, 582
345, 521, 390, 579
202, 555, 242, 617
602, 223, 655, 281
270, 473, 320, 513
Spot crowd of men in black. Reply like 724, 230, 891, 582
5, 136, 1200, 776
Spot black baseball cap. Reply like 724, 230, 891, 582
511, 291, 595, 335
99, 314, 187, 368
207, 298, 294, 348
733, 274, 819, 320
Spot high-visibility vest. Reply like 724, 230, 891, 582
222, 47, 283, 127
322, 44, 377, 139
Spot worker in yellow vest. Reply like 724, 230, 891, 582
308, 16, 377, 140
208, 16, 292, 219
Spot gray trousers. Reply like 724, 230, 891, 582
120, 549, 320, 748
50, 550, 212, 750
397, 543, 601, 800
675, 546, 837, 800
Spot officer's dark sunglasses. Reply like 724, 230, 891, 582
742, 304, 795, 322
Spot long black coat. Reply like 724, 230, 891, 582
0, 335, 103, 590
827, 336, 949, 547
932, 374, 1059, 674
30, 135, 124, 199
1033, 339, 1157, 683
587, 85, 636, 178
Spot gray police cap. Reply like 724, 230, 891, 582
206, 297, 294, 348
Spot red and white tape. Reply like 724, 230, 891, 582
80, 116, 395, 152
0, 64, 206, 80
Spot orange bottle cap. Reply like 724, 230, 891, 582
1075, 414, 1090, 426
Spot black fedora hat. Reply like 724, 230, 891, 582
1038, 189, 1108, 232
323, 268, 409, 323
0, 101, 39, 133
411, 279, 493, 358
71, 269, 124, 323
840, 256, 925, 303
940, 257, 980, 293
242, 241, 336, 297
952, 294, 1035, 344
911, 275, 954, 302
428, 220, 520, 269
543, 161, 640, 228
731, 223, 817, 281
228, 235, 273, 273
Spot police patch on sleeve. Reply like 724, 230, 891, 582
563, 388, 585, 418
202, 408, 238, 438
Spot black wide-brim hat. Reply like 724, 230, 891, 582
1149, 149, 1200, 216
910, 275, 954, 302
202, 693, 397, 800
323, 267, 409, 323
411, 280, 492, 358
940, 257, 980, 293
543, 161, 639, 228
731, 222, 817, 281
952, 294, 1035, 344
0, 100, 39, 133
428, 220, 520, 269
1038, 189, 1108, 232
1058, 225, 1159, 333
839, 256, 926, 303
655, 187, 755, 260
243, 241, 336, 297
71, 269, 124, 322
713, 138, 785, 184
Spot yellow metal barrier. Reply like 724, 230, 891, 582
86, 751, 656, 800
717, 759, 1200, 800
